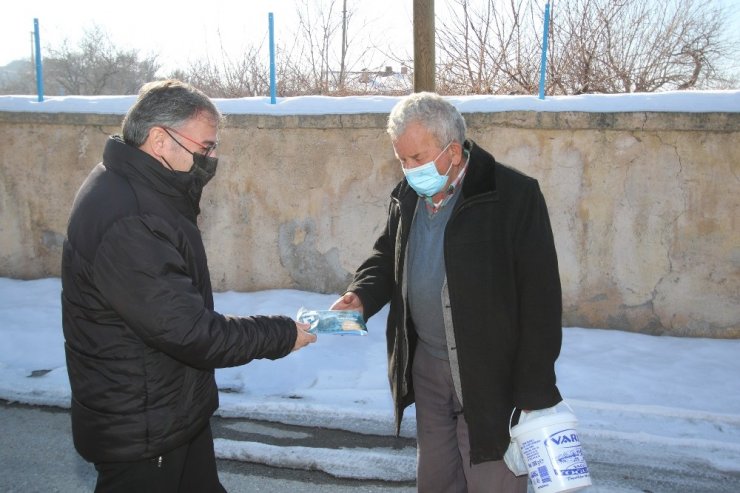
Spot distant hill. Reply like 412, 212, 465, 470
1, 59, 31, 77
0, 59, 34, 94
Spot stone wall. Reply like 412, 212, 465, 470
1, 109, 738, 338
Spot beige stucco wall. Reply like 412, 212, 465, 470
1, 110, 738, 338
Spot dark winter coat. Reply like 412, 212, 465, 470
347, 140, 563, 464
61, 136, 297, 463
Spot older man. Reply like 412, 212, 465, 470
332, 92, 563, 492
62, 80, 316, 492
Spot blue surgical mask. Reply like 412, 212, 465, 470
402, 142, 453, 197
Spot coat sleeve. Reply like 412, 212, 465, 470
92, 215, 296, 369
346, 198, 398, 320
512, 180, 563, 409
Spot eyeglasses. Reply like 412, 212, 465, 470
162, 126, 218, 157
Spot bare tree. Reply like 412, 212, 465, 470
174, 36, 271, 98
6, 0, 733, 97
293, 0, 346, 93
437, 0, 546, 94
437, 0, 497, 94
291, 0, 381, 95
437, 0, 737, 95
549, 0, 735, 93
44, 25, 159, 95
177, 0, 377, 97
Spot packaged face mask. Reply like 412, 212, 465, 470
296, 308, 368, 335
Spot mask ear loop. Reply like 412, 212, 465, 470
445, 148, 470, 194
431, 141, 456, 182
159, 154, 176, 172
150, 126, 178, 172
160, 127, 198, 173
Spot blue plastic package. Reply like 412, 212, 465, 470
296, 308, 368, 335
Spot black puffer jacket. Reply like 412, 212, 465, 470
62, 136, 297, 463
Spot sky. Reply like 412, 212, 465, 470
1, 277, 739, 485
0, 0, 414, 74
2, 0, 739, 76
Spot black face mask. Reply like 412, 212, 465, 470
171, 154, 217, 215
161, 127, 219, 186
189, 152, 218, 188
161, 128, 219, 214
182, 154, 217, 215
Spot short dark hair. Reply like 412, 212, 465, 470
121, 79, 222, 147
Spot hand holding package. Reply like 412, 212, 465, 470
296, 308, 368, 335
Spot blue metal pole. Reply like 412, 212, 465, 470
33, 18, 44, 102
269, 13, 276, 104
538, 2, 551, 100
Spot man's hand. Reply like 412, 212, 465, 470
292, 322, 317, 351
329, 292, 364, 315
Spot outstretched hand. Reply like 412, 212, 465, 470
292, 322, 317, 351
329, 292, 364, 316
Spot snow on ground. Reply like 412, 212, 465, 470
1, 277, 739, 483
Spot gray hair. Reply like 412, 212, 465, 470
386, 92, 466, 146
121, 79, 222, 147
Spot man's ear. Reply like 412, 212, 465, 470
139, 126, 169, 164
146, 126, 167, 154
451, 141, 465, 166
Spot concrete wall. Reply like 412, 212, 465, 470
1, 110, 738, 338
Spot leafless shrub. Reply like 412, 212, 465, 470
1, 0, 736, 96
44, 25, 159, 95
437, 0, 737, 95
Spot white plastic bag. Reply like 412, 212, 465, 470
503, 402, 562, 476
503, 438, 528, 476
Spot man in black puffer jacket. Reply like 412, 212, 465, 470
61, 79, 316, 493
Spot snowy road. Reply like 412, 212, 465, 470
210, 401, 740, 492
2, 279, 740, 491
3, 400, 738, 493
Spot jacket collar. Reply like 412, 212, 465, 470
459, 139, 498, 200
103, 136, 202, 218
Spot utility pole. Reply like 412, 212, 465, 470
413, 0, 435, 92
